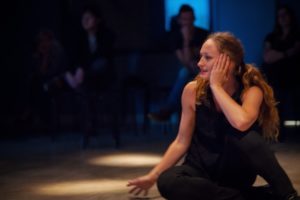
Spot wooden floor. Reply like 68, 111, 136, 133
0, 129, 299, 200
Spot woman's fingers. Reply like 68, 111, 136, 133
216, 54, 230, 74
213, 54, 220, 70
219, 54, 226, 70
214, 54, 226, 71
224, 55, 230, 78
134, 188, 143, 196
129, 186, 139, 194
128, 179, 148, 196
143, 189, 149, 196
127, 179, 138, 186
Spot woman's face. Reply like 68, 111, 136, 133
197, 39, 220, 79
277, 8, 291, 28
197, 39, 235, 80
82, 12, 98, 31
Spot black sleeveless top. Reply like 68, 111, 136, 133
184, 85, 260, 175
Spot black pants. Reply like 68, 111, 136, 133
157, 131, 296, 200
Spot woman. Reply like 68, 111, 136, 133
127, 32, 298, 200
64, 6, 116, 148
262, 4, 300, 140
65, 6, 115, 90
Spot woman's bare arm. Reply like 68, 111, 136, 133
210, 54, 263, 131
211, 85, 263, 131
127, 81, 196, 195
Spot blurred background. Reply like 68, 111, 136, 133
2, 0, 300, 141
1, 0, 300, 199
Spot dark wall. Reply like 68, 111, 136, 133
212, 0, 276, 65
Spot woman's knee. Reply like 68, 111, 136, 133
157, 166, 213, 199
157, 166, 192, 199
157, 169, 176, 198
230, 131, 267, 153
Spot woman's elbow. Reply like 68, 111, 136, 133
174, 138, 190, 152
233, 118, 254, 132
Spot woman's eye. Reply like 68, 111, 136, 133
199, 54, 212, 61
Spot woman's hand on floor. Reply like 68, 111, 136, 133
127, 174, 157, 196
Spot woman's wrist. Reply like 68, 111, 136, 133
148, 171, 160, 181
210, 83, 223, 90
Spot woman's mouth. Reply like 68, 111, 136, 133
200, 69, 208, 75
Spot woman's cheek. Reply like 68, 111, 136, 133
207, 62, 214, 72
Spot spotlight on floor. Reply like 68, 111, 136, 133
88, 153, 162, 167
34, 179, 127, 195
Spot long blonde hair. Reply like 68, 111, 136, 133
195, 32, 279, 140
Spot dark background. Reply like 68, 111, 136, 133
1, 0, 300, 139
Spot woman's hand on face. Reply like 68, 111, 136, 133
210, 54, 231, 88
127, 174, 156, 196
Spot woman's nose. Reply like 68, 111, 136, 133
197, 57, 204, 67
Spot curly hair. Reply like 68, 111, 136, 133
195, 32, 279, 140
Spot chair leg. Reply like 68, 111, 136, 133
143, 88, 150, 134
112, 110, 120, 148
50, 97, 60, 141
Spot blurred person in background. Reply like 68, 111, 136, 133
261, 4, 300, 140
64, 5, 115, 148
148, 4, 209, 122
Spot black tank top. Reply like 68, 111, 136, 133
184, 85, 260, 175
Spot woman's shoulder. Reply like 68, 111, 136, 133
182, 81, 197, 100
181, 81, 197, 110
246, 85, 263, 93
184, 81, 197, 93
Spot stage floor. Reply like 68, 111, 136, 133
0, 130, 299, 200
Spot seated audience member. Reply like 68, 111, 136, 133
23, 29, 67, 134
148, 4, 209, 122
64, 6, 115, 147
261, 4, 300, 139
